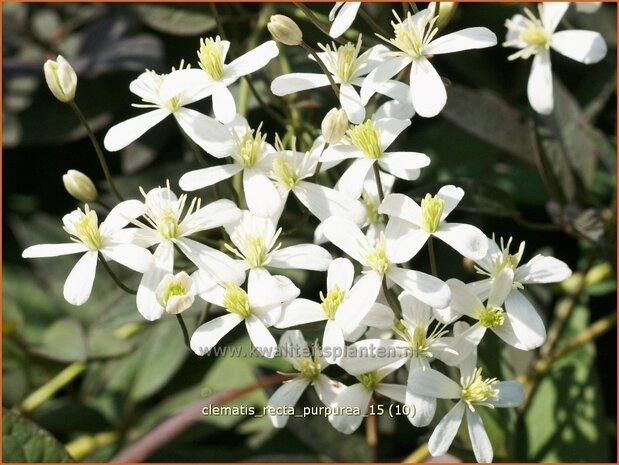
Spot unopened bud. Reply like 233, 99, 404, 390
156, 272, 195, 315
44, 55, 77, 103
321, 108, 348, 144
429, 2, 458, 31
268, 15, 303, 46
63, 170, 98, 203
585, 262, 612, 287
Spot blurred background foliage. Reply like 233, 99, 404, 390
2, 2, 617, 462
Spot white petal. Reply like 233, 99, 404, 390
271, 73, 330, 96
551, 30, 607, 64
436, 184, 464, 220
279, 329, 310, 368
322, 216, 369, 263
329, 1, 361, 38
248, 267, 300, 308
313, 374, 346, 406
440, 323, 486, 366
379, 151, 430, 172
100, 200, 146, 234
101, 244, 152, 273
425, 27, 497, 55
467, 409, 493, 463
212, 85, 236, 123
375, 383, 407, 404
542, 2, 569, 33
177, 238, 245, 284
399, 292, 432, 327
226, 41, 279, 78
330, 384, 372, 434
528, 50, 554, 115
409, 368, 462, 399
405, 360, 436, 427
294, 181, 366, 224
63, 251, 98, 305
276, 299, 326, 328
428, 402, 466, 457
22, 242, 87, 258
339, 83, 365, 124
387, 267, 450, 309
446, 279, 485, 319
270, 244, 332, 271
486, 267, 514, 308
245, 315, 278, 358
174, 108, 233, 157
327, 257, 355, 293
356, 44, 391, 77
434, 223, 489, 261
491, 380, 524, 408
334, 272, 382, 335
336, 159, 374, 199
505, 290, 546, 349
516, 255, 572, 284
190, 313, 243, 355
323, 319, 346, 364
267, 377, 310, 428
373, 118, 411, 151
339, 339, 408, 375
179, 164, 241, 191
361, 57, 411, 104
183, 198, 242, 232
136, 242, 174, 321
243, 169, 282, 217
378, 193, 422, 227
321, 144, 363, 163
103, 109, 169, 152
361, 303, 394, 329
410, 57, 446, 118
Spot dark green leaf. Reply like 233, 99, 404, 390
32, 318, 88, 363
132, 4, 216, 36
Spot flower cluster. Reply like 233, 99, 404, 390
27, 3, 598, 462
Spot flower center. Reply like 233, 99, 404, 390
479, 306, 505, 329
382, 10, 439, 59
234, 124, 267, 168
504, 7, 550, 61
65, 206, 103, 250
240, 234, 268, 268
158, 208, 180, 240
198, 36, 225, 81
357, 371, 379, 391
164, 95, 182, 113
521, 25, 549, 47
347, 120, 382, 159
362, 193, 380, 224
410, 325, 428, 356
298, 358, 322, 381
318, 37, 364, 84
420, 194, 444, 233
271, 155, 300, 189
155, 272, 195, 314
461, 368, 499, 407
365, 233, 391, 275
320, 284, 346, 320
222, 283, 252, 318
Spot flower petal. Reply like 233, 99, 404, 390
428, 402, 466, 457
380, 151, 430, 172
183, 198, 242, 232
334, 272, 382, 335
324, 319, 346, 364
271, 73, 331, 96
486, 267, 514, 308
330, 383, 372, 434
137, 241, 174, 321
409, 368, 462, 399
336, 158, 374, 199
63, 251, 98, 305
100, 200, 146, 234
212, 84, 236, 123
295, 181, 366, 224
101, 244, 153, 273
190, 313, 243, 355
243, 169, 283, 217
248, 267, 300, 308
446, 278, 485, 319
378, 193, 422, 227
375, 383, 406, 404
373, 118, 411, 151
177, 237, 245, 284
505, 290, 546, 349
103, 109, 169, 152
270, 244, 332, 271
22, 242, 87, 258
329, 1, 361, 38
361, 57, 411, 104
387, 267, 450, 309
246, 314, 278, 358
339, 339, 408, 375
542, 2, 569, 33
267, 377, 311, 428
226, 41, 279, 78
551, 30, 607, 64
384, 218, 429, 263
339, 83, 365, 124
434, 222, 489, 261
528, 50, 553, 114
327, 257, 355, 293
491, 380, 524, 408
436, 184, 464, 219
516, 255, 572, 284
314, 374, 346, 406
276, 299, 326, 328
410, 57, 446, 118
322, 216, 369, 263
467, 409, 493, 463
425, 27, 497, 55
174, 108, 233, 157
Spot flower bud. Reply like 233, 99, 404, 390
321, 108, 348, 144
43, 55, 77, 103
429, 2, 458, 31
63, 170, 98, 203
156, 272, 195, 315
268, 15, 303, 46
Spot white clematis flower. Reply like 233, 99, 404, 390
328, 2, 362, 38
361, 8, 497, 118
161, 37, 279, 123
271, 37, 392, 124
379, 185, 489, 261
411, 351, 524, 463
322, 216, 450, 335
179, 115, 282, 217
469, 235, 572, 349
504, 2, 607, 114
267, 330, 346, 427
155, 271, 195, 315
190, 268, 299, 357
269, 136, 366, 225
225, 210, 332, 273
321, 118, 430, 199
103, 64, 229, 153
22, 201, 152, 306
130, 186, 244, 321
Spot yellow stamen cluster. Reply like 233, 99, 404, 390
479, 307, 506, 329
420, 194, 444, 233
158, 208, 180, 240
365, 233, 391, 275
461, 368, 499, 408
381, 10, 439, 59
222, 283, 252, 318
357, 371, 379, 391
504, 7, 550, 61
320, 285, 346, 320
65, 205, 103, 250
410, 325, 428, 357
271, 155, 300, 189
235, 124, 267, 168
239, 235, 268, 268
318, 36, 364, 84
298, 357, 322, 381
198, 36, 225, 80
347, 120, 382, 160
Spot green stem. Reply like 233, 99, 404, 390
176, 314, 191, 349
372, 162, 384, 204
300, 41, 340, 99
19, 362, 86, 414
358, 8, 390, 38
98, 253, 137, 294
427, 236, 438, 277
382, 279, 402, 319
68, 101, 123, 202
293, 2, 348, 45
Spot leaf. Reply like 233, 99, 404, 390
442, 84, 536, 166
2, 408, 73, 462
32, 318, 88, 363
132, 4, 216, 36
